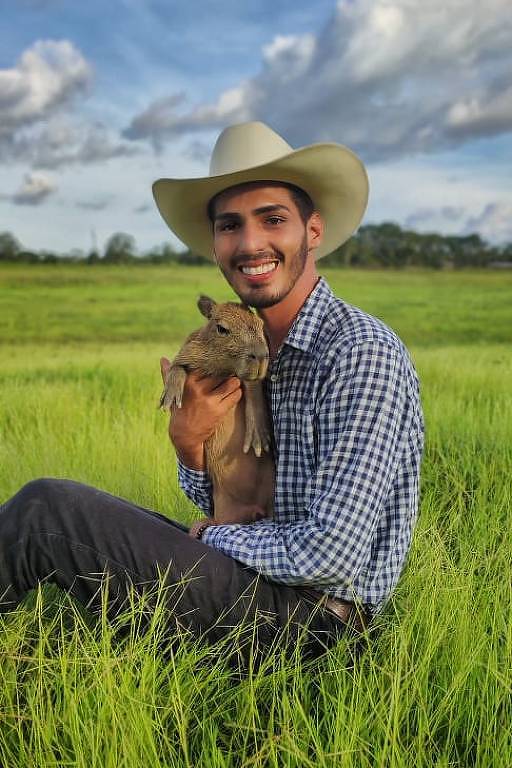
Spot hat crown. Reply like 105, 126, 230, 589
209, 121, 293, 177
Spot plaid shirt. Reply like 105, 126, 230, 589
177, 276, 424, 613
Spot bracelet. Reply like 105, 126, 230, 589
191, 520, 212, 540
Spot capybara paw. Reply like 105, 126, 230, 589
159, 366, 187, 410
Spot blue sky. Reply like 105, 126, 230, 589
1, 0, 511, 255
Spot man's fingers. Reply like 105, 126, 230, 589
219, 384, 243, 409
215, 376, 242, 399
187, 369, 223, 390
189, 370, 241, 396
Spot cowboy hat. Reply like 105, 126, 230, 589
152, 121, 369, 260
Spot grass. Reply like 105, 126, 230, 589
0, 264, 511, 766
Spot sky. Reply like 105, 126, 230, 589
1, 0, 511, 255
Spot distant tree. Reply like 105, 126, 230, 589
18, 250, 40, 263
1, 225, 509, 269
104, 232, 137, 263
41, 251, 59, 264
86, 249, 101, 264
143, 243, 181, 264
0, 231, 22, 261
500, 243, 512, 262
175, 248, 212, 266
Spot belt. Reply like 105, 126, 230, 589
303, 588, 370, 634
324, 596, 370, 634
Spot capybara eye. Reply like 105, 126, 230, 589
217, 324, 230, 335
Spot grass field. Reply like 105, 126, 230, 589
0, 264, 511, 767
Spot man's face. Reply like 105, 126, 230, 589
211, 183, 313, 309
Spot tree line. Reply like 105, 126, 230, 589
1, 225, 511, 269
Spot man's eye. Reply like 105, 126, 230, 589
266, 216, 285, 225
217, 324, 230, 335
217, 221, 238, 232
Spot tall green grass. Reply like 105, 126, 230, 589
0, 265, 511, 766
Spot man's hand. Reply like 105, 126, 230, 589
160, 357, 243, 471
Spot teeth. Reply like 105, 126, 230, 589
241, 262, 278, 276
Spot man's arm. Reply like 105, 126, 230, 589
176, 457, 214, 517
201, 341, 418, 587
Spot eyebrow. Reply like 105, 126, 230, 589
214, 204, 291, 222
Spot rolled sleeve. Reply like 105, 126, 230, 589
177, 458, 214, 517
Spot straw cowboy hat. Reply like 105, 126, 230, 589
152, 121, 369, 260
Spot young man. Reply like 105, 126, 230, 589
0, 122, 424, 663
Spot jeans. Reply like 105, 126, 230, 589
0, 478, 351, 666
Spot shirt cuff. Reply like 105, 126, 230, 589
176, 457, 211, 486
201, 522, 244, 547
176, 457, 214, 516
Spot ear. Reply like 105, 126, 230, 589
198, 295, 216, 318
306, 211, 324, 255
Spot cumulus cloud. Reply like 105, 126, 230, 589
463, 202, 512, 243
122, 86, 255, 150
0, 40, 139, 168
9, 172, 57, 205
405, 206, 465, 228
0, 39, 91, 137
123, 0, 512, 160
3, 116, 139, 169
123, 92, 188, 151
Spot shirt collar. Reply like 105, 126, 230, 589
282, 276, 336, 355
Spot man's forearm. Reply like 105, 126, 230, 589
174, 441, 205, 471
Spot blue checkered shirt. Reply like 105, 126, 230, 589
177, 276, 425, 613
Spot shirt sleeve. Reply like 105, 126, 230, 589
201, 341, 414, 587
176, 457, 214, 517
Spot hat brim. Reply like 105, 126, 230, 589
152, 143, 369, 260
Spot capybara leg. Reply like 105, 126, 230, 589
242, 381, 272, 456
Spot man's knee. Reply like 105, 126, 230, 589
15, 477, 64, 507
5, 477, 75, 532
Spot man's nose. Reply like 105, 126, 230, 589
237, 220, 266, 254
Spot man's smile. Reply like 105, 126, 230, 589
239, 260, 278, 274
234, 258, 281, 284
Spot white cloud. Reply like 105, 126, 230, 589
0, 40, 91, 135
0, 40, 139, 169
124, 0, 512, 160
362, 152, 512, 243
405, 206, 465, 229
262, 33, 316, 75
447, 85, 512, 139
3, 116, 138, 169
11, 172, 57, 205
463, 202, 512, 243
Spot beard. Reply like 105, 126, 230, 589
216, 233, 309, 309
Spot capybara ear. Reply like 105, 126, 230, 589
198, 295, 216, 318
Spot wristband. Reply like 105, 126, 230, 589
191, 520, 212, 540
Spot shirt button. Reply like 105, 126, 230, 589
270, 374, 278, 382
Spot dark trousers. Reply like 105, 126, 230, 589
0, 478, 351, 666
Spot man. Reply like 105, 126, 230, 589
0, 122, 424, 665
